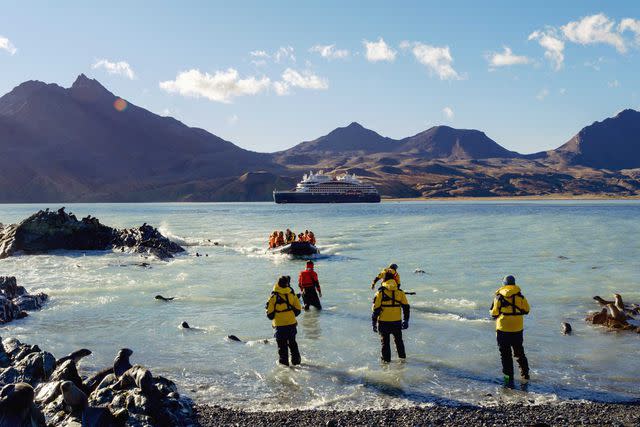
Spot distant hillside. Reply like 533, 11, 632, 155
0, 74, 278, 202
549, 109, 640, 170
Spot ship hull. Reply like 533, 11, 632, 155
273, 192, 381, 204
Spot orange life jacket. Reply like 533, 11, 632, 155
299, 269, 319, 289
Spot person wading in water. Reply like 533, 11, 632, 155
372, 271, 410, 363
266, 276, 302, 366
298, 260, 322, 310
490, 275, 530, 388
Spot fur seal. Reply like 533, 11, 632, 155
590, 308, 608, 325
83, 367, 113, 394
116, 365, 153, 395
181, 321, 190, 329
561, 322, 572, 335
0, 382, 34, 419
155, 295, 175, 301
60, 380, 87, 411
606, 304, 628, 323
55, 348, 92, 367
614, 294, 627, 313
113, 348, 133, 377
227, 335, 243, 342
593, 296, 613, 306
414, 269, 426, 274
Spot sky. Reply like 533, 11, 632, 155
1, 1, 640, 154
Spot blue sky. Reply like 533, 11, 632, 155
1, 1, 639, 154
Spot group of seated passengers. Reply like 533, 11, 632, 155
269, 229, 316, 248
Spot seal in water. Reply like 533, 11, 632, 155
227, 335, 242, 342
606, 304, 628, 323
614, 294, 628, 313
60, 381, 88, 410
113, 348, 133, 377
55, 348, 92, 367
561, 322, 572, 335
414, 269, 426, 274
155, 295, 175, 301
181, 321, 190, 329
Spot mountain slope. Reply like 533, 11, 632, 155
550, 109, 640, 170
0, 75, 277, 201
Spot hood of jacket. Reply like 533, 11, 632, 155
382, 279, 399, 291
497, 284, 521, 297
273, 284, 294, 294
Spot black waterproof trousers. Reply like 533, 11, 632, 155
496, 330, 529, 378
379, 321, 406, 362
275, 325, 300, 366
301, 287, 322, 310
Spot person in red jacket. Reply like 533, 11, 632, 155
298, 260, 322, 310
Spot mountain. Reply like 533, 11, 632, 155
399, 126, 519, 159
550, 109, 640, 170
278, 122, 520, 164
0, 75, 277, 202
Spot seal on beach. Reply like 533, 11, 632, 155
181, 321, 190, 329
227, 335, 243, 342
116, 365, 153, 394
55, 348, 92, 367
0, 382, 34, 418
155, 295, 175, 301
113, 348, 133, 377
83, 367, 113, 393
60, 380, 88, 410
561, 322, 572, 335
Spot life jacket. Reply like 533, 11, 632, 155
372, 279, 408, 322
308, 233, 316, 245
276, 235, 285, 246
377, 268, 401, 285
266, 285, 301, 327
490, 285, 530, 332
299, 268, 318, 289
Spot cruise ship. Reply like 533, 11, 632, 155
273, 171, 381, 203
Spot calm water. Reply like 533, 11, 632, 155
0, 201, 639, 410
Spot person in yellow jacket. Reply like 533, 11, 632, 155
372, 272, 410, 362
266, 275, 302, 366
490, 275, 530, 387
371, 263, 401, 290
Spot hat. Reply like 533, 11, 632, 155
503, 275, 516, 286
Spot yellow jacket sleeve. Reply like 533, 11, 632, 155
266, 295, 276, 319
399, 291, 408, 305
520, 295, 530, 314
291, 293, 302, 312
490, 296, 501, 317
395, 272, 401, 285
372, 292, 382, 311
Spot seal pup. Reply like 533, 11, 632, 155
55, 349, 92, 367
113, 349, 133, 377
155, 295, 175, 301
561, 322, 572, 335
60, 381, 87, 411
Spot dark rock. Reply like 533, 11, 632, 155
0, 277, 48, 324
0, 209, 185, 260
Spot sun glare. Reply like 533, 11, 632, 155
113, 98, 128, 112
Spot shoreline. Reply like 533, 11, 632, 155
383, 194, 640, 202
194, 401, 640, 426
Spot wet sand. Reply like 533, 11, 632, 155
195, 401, 640, 426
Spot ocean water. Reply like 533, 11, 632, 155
0, 201, 639, 410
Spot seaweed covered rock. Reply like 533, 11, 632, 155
0, 338, 195, 427
0, 277, 48, 325
0, 208, 184, 260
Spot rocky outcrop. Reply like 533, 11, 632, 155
586, 294, 640, 333
0, 277, 47, 324
0, 208, 185, 260
0, 337, 194, 426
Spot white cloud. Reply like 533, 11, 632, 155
404, 42, 461, 80
92, 59, 136, 79
608, 79, 620, 88
309, 44, 349, 60
620, 18, 640, 43
487, 46, 530, 68
0, 36, 17, 55
250, 50, 269, 58
363, 37, 396, 62
227, 114, 239, 126
442, 107, 454, 120
274, 68, 329, 95
274, 46, 295, 63
528, 30, 565, 71
159, 68, 271, 103
536, 88, 549, 101
561, 13, 626, 52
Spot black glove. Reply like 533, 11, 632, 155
402, 320, 409, 330
372, 324, 378, 333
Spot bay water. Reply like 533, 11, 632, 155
0, 201, 639, 410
